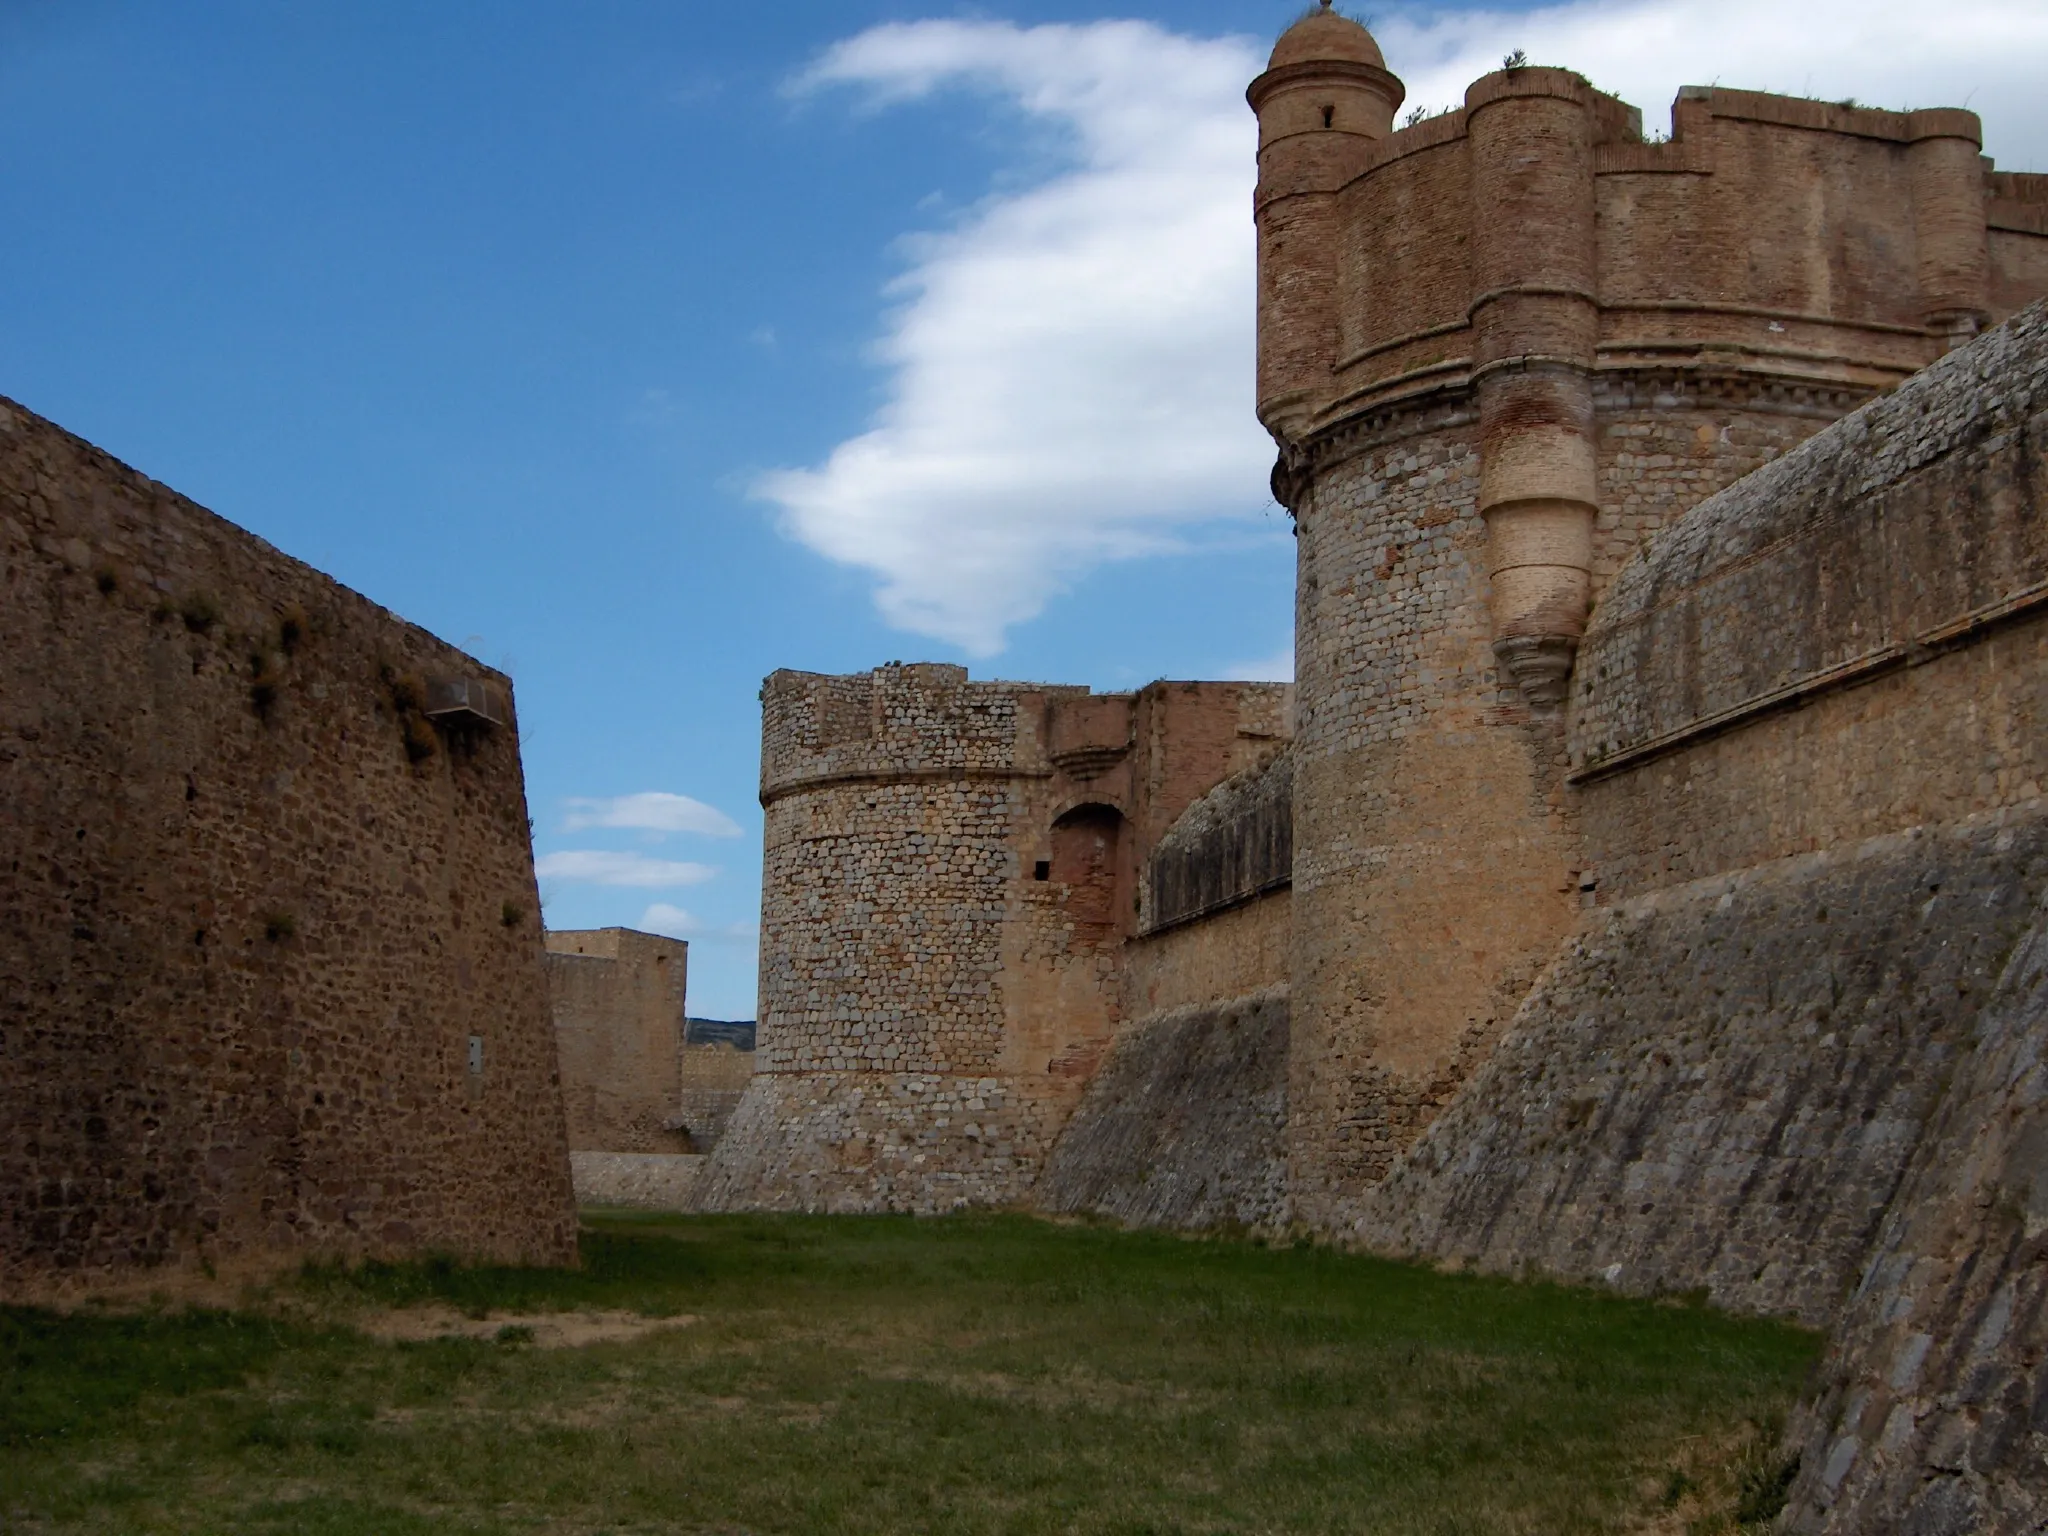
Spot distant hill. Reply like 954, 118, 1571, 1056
685, 1018, 756, 1051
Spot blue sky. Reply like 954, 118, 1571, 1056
5, 1, 2041, 1017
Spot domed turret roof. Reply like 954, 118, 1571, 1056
1268, 4, 1386, 71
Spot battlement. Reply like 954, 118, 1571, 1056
1254, 60, 2047, 453
759, 664, 1089, 803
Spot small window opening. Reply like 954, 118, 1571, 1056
1033, 860, 1051, 881
1321, 104, 1335, 128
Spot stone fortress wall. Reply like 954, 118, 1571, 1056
676, 1018, 756, 1156
545, 927, 690, 1153
1250, 11, 2048, 1224
0, 395, 578, 1296
1350, 306, 2048, 1531
713, 12, 2048, 1528
695, 665, 1290, 1212
545, 928, 759, 1209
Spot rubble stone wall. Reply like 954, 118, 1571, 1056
1038, 987, 1290, 1232
699, 665, 1291, 1213
1348, 304, 2048, 1532
0, 396, 576, 1296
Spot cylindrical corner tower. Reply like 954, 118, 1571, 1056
695, 665, 1148, 1215
1249, 5, 2046, 1236
1247, 5, 1404, 439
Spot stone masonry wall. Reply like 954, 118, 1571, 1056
1356, 809, 2048, 1323
0, 396, 576, 1295
1144, 750, 1291, 933
675, 1043, 753, 1154
544, 927, 688, 1153
1785, 876, 2048, 1535
700, 666, 1291, 1214
1346, 307, 2048, 1530
1284, 389, 1832, 1226
1258, 21, 2048, 1244
1574, 301, 2048, 899
1037, 988, 1290, 1232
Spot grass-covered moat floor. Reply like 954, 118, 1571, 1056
3, 1212, 1821, 1534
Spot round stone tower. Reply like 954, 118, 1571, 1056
1248, 15, 2040, 1225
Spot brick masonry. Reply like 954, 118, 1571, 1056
0, 395, 577, 1296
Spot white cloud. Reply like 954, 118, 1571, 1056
561, 791, 743, 838
767, 5, 2047, 658
639, 903, 762, 944
534, 851, 718, 888
759, 19, 1273, 656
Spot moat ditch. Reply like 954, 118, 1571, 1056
2, 1212, 1820, 1534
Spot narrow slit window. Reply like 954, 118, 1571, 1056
1033, 860, 1051, 881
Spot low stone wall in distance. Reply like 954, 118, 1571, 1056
571, 1152, 706, 1212
677, 1023, 755, 1153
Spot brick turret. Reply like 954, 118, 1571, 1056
1247, 5, 1403, 439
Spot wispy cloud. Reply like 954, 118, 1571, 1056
757, 5, 2045, 658
759, 19, 1272, 657
639, 903, 762, 944
535, 851, 718, 888
561, 791, 743, 838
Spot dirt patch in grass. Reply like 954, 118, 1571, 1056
353, 1307, 697, 1349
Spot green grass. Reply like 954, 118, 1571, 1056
1, 1213, 1820, 1534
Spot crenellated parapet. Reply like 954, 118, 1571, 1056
759, 664, 1081, 804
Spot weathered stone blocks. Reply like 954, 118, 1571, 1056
0, 395, 576, 1295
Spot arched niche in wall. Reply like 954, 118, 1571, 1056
1048, 803, 1133, 940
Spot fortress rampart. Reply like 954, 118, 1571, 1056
1249, 14, 2048, 1222
0, 396, 576, 1294
1356, 299, 2048, 1534
696, 665, 1290, 1212
717, 19, 2048, 1523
